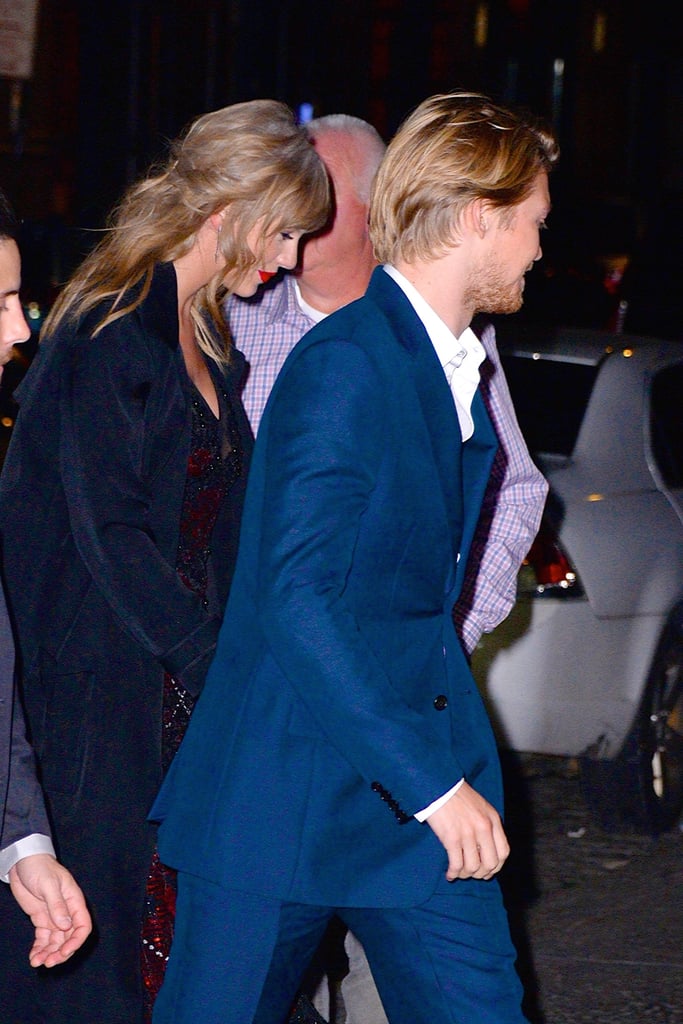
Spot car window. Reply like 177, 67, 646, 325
650, 363, 683, 488
500, 354, 600, 456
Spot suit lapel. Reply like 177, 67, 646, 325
366, 269, 499, 595
366, 269, 464, 566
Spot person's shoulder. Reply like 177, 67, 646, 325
316, 290, 383, 336
44, 291, 169, 391
83, 268, 180, 362
54, 265, 172, 344
279, 296, 388, 387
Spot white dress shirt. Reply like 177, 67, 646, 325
382, 265, 485, 440
0, 833, 56, 883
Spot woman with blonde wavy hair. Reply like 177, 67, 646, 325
0, 98, 330, 1024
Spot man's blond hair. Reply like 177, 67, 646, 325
369, 91, 559, 266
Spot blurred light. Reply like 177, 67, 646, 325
551, 58, 565, 127
297, 102, 314, 125
474, 3, 488, 48
614, 299, 628, 334
592, 11, 607, 53
522, 521, 583, 597
586, 493, 604, 502
1, 416, 14, 429
27, 301, 41, 320
622, 348, 634, 358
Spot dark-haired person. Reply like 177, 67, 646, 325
0, 102, 329, 1023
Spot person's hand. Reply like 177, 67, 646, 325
426, 781, 510, 881
9, 853, 92, 967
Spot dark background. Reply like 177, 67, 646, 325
1, 0, 682, 331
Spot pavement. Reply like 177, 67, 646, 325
503, 755, 683, 1024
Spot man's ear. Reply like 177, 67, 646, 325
466, 198, 490, 239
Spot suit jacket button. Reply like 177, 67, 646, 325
433, 694, 448, 711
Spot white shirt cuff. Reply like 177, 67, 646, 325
0, 834, 56, 883
414, 778, 465, 822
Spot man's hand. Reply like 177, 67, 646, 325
426, 781, 510, 881
9, 853, 92, 967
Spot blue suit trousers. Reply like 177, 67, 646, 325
153, 871, 527, 1024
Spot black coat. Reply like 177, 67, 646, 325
0, 262, 253, 1022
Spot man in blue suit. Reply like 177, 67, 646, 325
151, 92, 558, 1024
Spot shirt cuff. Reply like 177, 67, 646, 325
414, 778, 465, 822
0, 834, 56, 883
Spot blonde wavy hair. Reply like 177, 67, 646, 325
369, 91, 559, 266
43, 99, 330, 364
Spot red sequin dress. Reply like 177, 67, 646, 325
140, 378, 244, 1020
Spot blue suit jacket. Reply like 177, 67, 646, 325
153, 268, 500, 907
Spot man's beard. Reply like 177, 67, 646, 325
466, 254, 525, 316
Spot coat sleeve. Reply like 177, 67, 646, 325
58, 314, 220, 694
256, 335, 464, 814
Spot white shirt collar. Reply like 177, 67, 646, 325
293, 279, 328, 324
382, 265, 484, 440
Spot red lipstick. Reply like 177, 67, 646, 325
258, 270, 276, 283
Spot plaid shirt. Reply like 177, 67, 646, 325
225, 274, 547, 652
225, 275, 313, 433
453, 318, 548, 652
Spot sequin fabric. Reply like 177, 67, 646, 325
141, 380, 243, 1020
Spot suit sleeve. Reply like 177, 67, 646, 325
454, 322, 548, 652
257, 337, 464, 815
58, 316, 219, 694
0, 582, 51, 865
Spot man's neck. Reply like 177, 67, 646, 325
393, 256, 472, 339
297, 259, 377, 316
